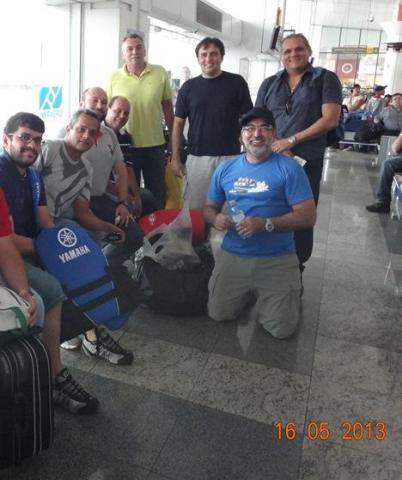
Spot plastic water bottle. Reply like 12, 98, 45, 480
227, 200, 245, 224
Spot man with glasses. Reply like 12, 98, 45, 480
171, 37, 252, 209
204, 107, 316, 338
255, 33, 342, 271
0, 112, 99, 414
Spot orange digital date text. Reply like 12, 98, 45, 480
274, 420, 386, 441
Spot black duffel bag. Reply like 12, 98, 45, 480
139, 247, 214, 316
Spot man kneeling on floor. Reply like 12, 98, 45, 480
203, 107, 316, 338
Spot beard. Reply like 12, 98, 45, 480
9, 145, 38, 169
245, 139, 271, 158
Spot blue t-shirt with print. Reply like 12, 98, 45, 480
207, 153, 313, 257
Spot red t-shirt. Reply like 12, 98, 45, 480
0, 188, 12, 237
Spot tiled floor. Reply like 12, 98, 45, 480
5, 149, 402, 480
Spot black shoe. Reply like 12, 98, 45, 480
366, 202, 390, 214
53, 368, 99, 414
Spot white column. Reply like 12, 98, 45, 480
381, 1, 402, 92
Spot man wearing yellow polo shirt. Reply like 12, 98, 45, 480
107, 33, 174, 209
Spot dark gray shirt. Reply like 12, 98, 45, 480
255, 65, 342, 162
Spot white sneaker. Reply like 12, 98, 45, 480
82, 327, 134, 365
61, 336, 82, 350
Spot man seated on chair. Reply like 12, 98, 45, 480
0, 113, 98, 414
36, 108, 135, 365
366, 132, 402, 214
203, 107, 316, 338
104, 95, 157, 215
374, 93, 402, 136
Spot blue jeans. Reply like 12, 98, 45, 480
376, 155, 402, 204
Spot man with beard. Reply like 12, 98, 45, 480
204, 107, 316, 338
0, 112, 99, 414
255, 33, 342, 272
43, 108, 135, 365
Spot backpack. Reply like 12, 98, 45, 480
0, 287, 30, 335
259, 67, 343, 146
138, 246, 214, 316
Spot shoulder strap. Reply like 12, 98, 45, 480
310, 67, 325, 102
28, 167, 42, 224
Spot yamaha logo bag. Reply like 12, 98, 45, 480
35, 225, 130, 332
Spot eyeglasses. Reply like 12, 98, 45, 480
9, 133, 43, 147
242, 125, 274, 134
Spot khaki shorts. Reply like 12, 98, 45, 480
208, 249, 301, 339
184, 154, 236, 210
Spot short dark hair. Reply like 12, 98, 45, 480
281, 33, 312, 55
4, 112, 45, 135
122, 33, 144, 44
352, 84, 361, 89
68, 109, 100, 128
195, 37, 225, 57
108, 96, 130, 108
392, 93, 402, 97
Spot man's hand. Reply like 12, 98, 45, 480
115, 203, 130, 227
214, 213, 231, 231
271, 138, 294, 153
19, 289, 37, 327
129, 193, 142, 218
235, 217, 266, 237
171, 155, 186, 178
105, 224, 126, 244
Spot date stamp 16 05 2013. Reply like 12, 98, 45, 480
274, 421, 387, 441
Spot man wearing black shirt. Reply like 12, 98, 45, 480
171, 37, 252, 209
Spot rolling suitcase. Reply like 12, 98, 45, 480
0, 335, 54, 468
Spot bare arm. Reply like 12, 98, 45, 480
73, 196, 124, 243
234, 199, 317, 237
203, 200, 231, 231
171, 116, 186, 177
113, 159, 131, 226
0, 235, 37, 325
272, 103, 341, 153
162, 99, 174, 138
391, 132, 402, 154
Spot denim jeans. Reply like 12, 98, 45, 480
376, 155, 402, 204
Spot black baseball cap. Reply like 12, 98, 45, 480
373, 85, 386, 92
240, 107, 275, 128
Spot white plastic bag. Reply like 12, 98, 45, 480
142, 207, 200, 270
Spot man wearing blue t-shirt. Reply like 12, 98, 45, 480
204, 107, 316, 338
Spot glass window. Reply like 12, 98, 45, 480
0, 1, 71, 138
320, 27, 340, 52
359, 29, 380, 48
340, 29, 360, 47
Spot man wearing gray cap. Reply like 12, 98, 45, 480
203, 107, 316, 338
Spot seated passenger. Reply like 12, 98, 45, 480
104, 95, 157, 215
343, 84, 366, 112
366, 132, 402, 214
203, 108, 316, 338
364, 85, 386, 116
36, 109, 134, 365
375, 93, 402, 135
0, 113, 98, 414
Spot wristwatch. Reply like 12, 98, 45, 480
288, 135, 297, 145
117, 200, 129, 207
265, 218, 274, 232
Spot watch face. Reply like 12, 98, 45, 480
265, 219, 274, 232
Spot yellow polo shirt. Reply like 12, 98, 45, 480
106, 63, 172, 148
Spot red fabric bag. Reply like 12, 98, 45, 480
138, 209, 206, 244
